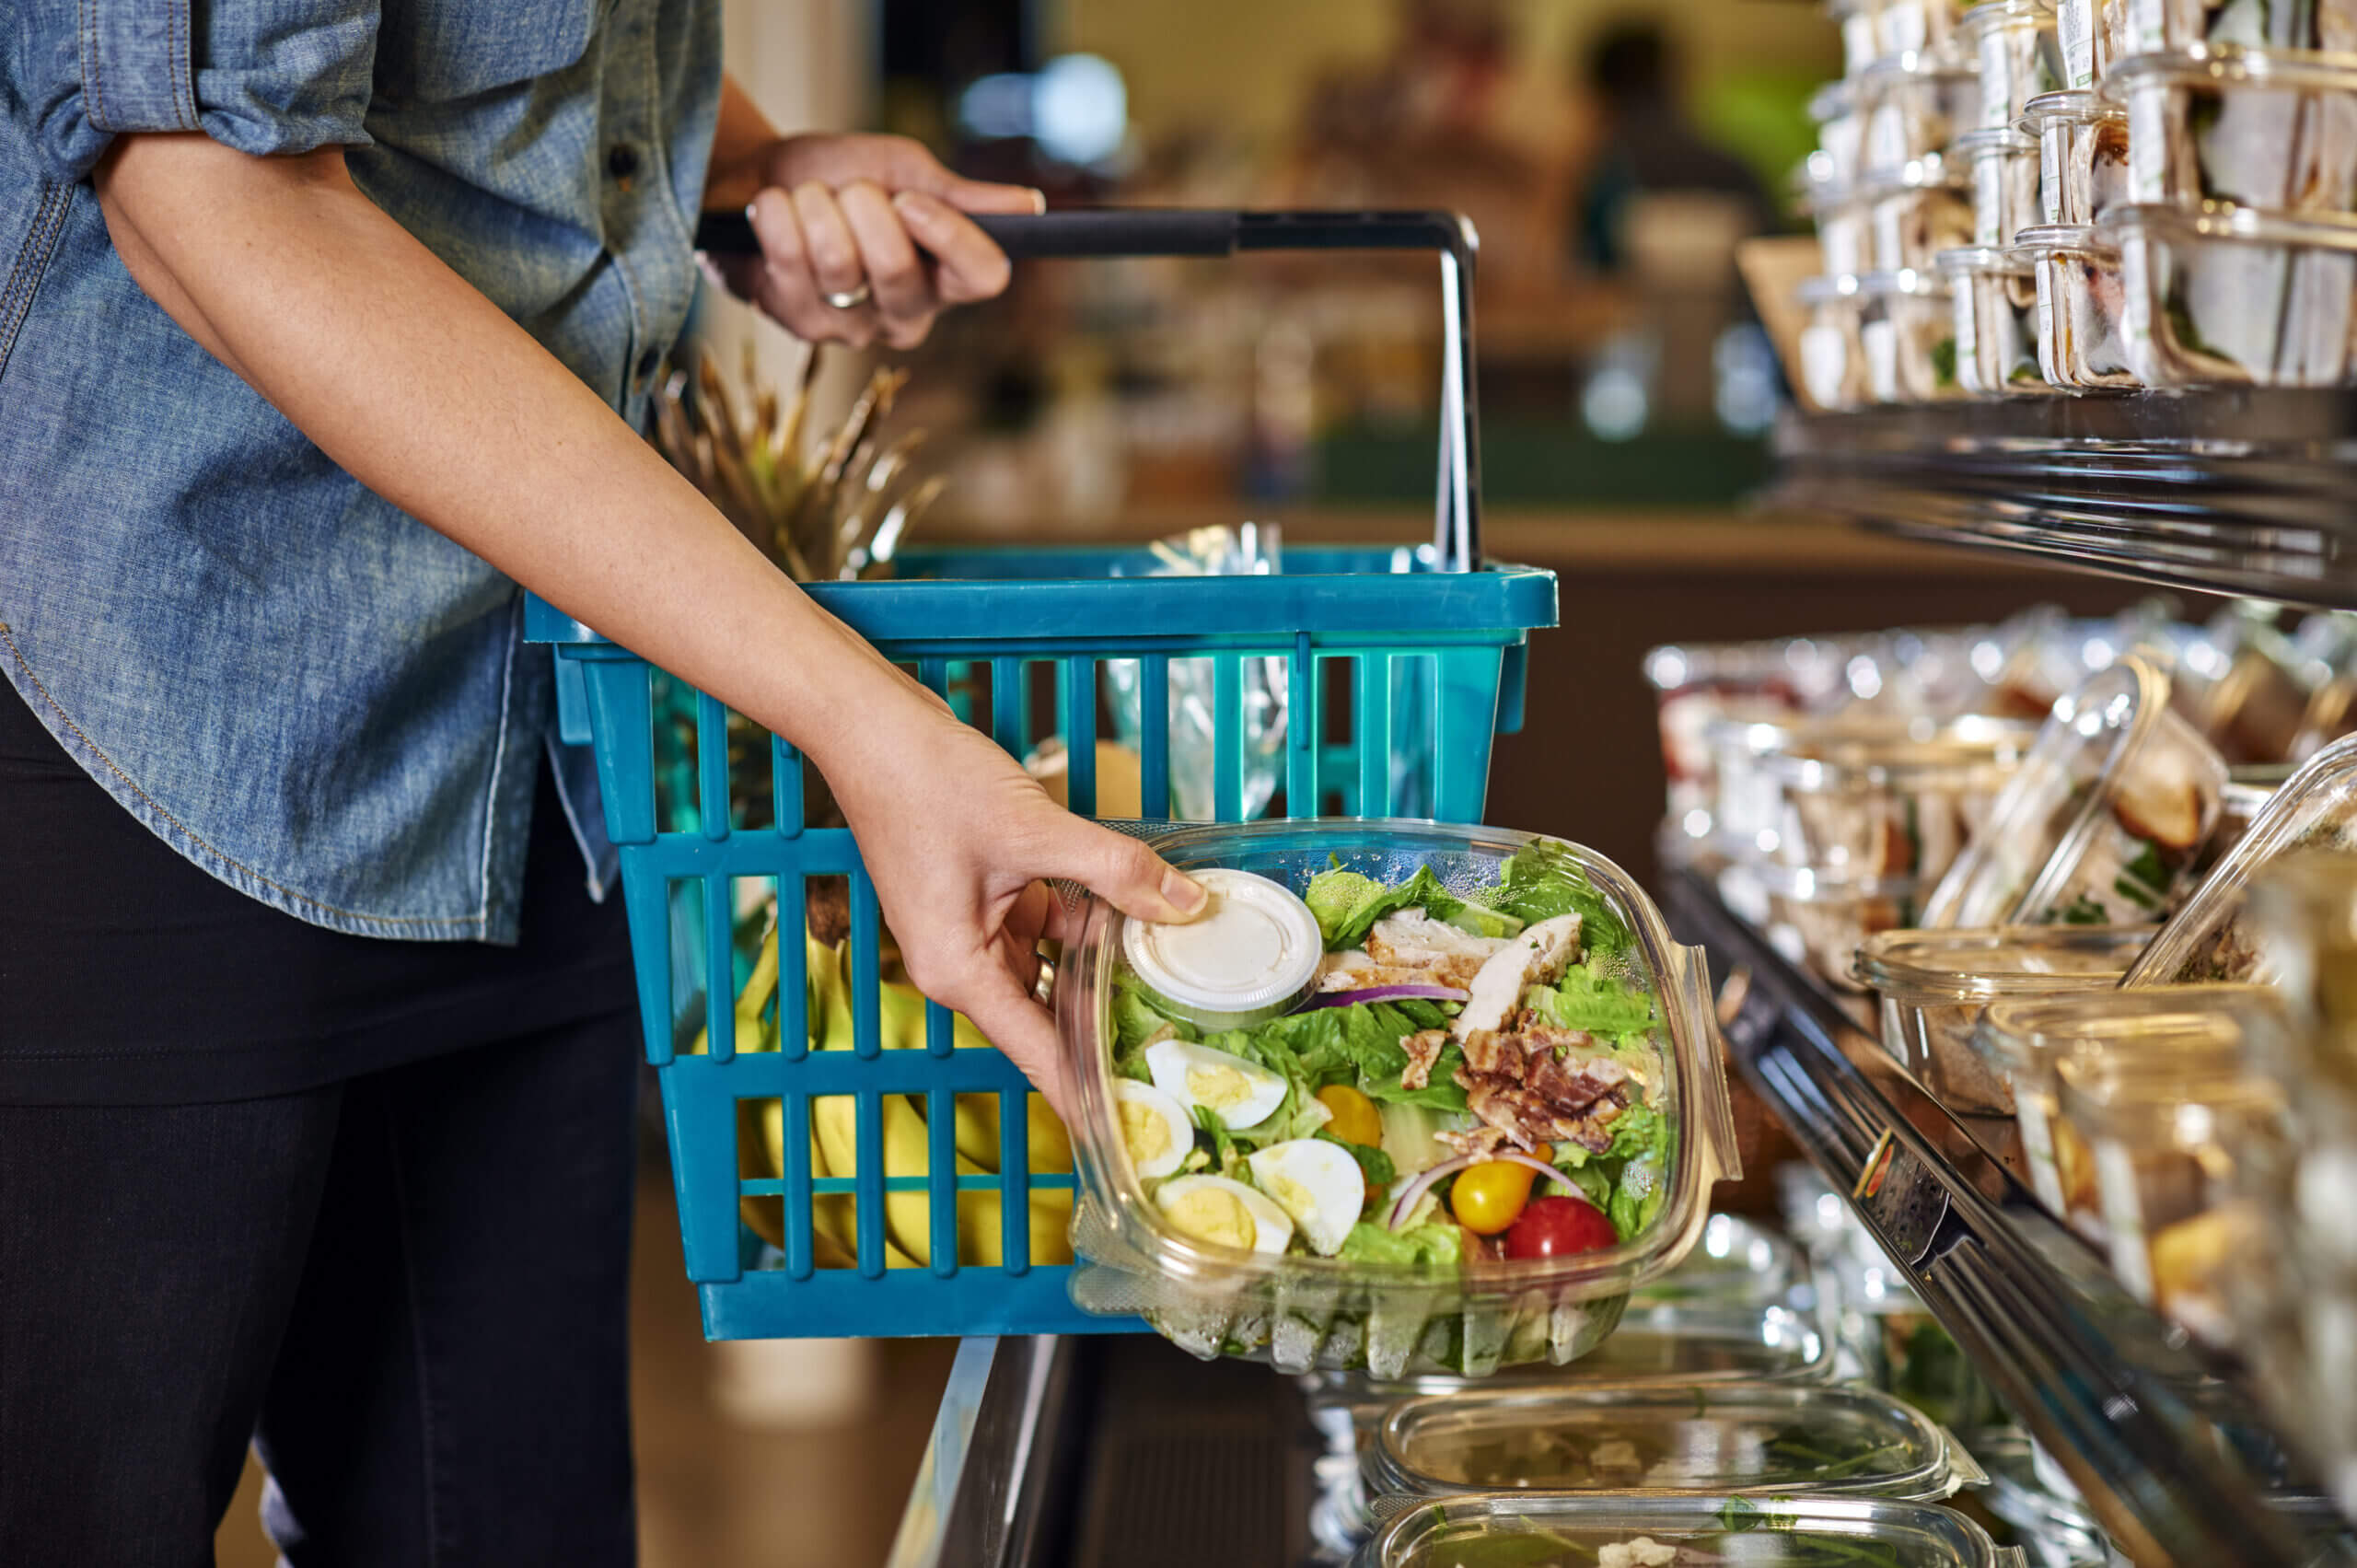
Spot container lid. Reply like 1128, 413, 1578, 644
2055, 1049, 2282, 1143
1974, 983, 2286, 1082
1854, 924, 2148, 1002
1935, 244, 2035, 276
1706, 712, 2035, 788
1810, 77, 1858, 122
1961, 0, 2058, 29
2105, 45, 2357, 98
2126, 733, 2357, 986
1955, 125, 2039, 155
1859, 267, 1954, 299
2010, 222, 2119, 260
1120, 865, 1320, 1026
1366, 1384, 1979, 1506
2096, 201, 2357, 257
1923, 655, 2226, 928
1799, 273, 1866, 306
1362, 1493, 2016, 1568
2019, 87, 2121, 131
1860, 52, 1984, 88
1750, 857, 1930, 903
1858, 151, 1971, 196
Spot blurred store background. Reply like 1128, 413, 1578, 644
216, 0, 2165, 1562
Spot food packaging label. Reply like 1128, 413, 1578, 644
2041, 147, 2066, 225
2095, 1137, 2158, 1303
2061, 0, 2098, 87
1864, 317, 1902, 402
2015, 1091, 2069, 1213
1954, 287, 1985, 393
2124, 0, 2167, 52
1844, 11, 1882, 71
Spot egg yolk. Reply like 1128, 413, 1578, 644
1165, 1187, 1257, 1249
1120, 1101, 1173, 1165
1264, 1172, 1314, 1220
1185, 1063, 1255, 1111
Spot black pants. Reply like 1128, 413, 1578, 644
0, 1013, 643, 1567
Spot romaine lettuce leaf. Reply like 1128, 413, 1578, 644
1317, 1128, 1397, 1189
1489, 840, 1631, 956
1608, 1149, 1666, 1241
1337, 1218, 1463, 1267
1523, 966, 1655, 1046
1111, 984, 1194, 1082
1305, 864, 1518, 949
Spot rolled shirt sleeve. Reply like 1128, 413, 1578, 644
17, 0, 377, 182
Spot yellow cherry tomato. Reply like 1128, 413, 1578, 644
1316, 1084, 1383, 1147
1450, 1159, 1538, 1236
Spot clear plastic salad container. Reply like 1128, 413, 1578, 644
1869, 166, 1978, 272
2014, 222, 2139, 389
2114, 49, 2357, 214
1923, 656, 2228, 929
2247, 846, 2357, 1034
1973, 985, 2283, 1231
1363, 1384, 1986, 1516
1853, 925, 2152, 1112
1961, 126, 2044, 247
1937, 245, 2056, 394
2054, 1023, 2287, 1343
1799, 273, 1872, 412
1861, 268, 1967, 401
1759, 863, 1933, 992
2123, 733, 2357, 985
1058, 819, 1742, 1376
1354, 1493, 2026, 1568
1815, 78, 1870, 188
1965, 0, 2069, 129
2123, 0, 2357, 52
2056, 0, 2128, 87
1865, 59, 1986, 168
2019, 90, 2130, 225
2105, 203, 2357, 389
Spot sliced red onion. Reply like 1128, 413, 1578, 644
1387, 1153, 1476, 1229
1295, 983, 1469, 1013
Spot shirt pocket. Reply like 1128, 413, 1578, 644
373, 0, 600, 104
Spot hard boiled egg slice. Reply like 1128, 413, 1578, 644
1155, 1174, 1294, 1254
1246, 1138, 1366, 1256
1113, 1079, 1196, 1179
1145, 1039, 1288, 1130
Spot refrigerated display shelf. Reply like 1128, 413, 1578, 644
1661, 865, 2340, 1568
1771, 392, 2357, 610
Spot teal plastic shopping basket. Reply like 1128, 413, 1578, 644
529, 211, 1559, 1341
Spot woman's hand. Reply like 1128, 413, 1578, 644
703, 131, 1041, 351
817, 674, 1206, 1119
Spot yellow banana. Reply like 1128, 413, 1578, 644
872, 979, 1074, 1177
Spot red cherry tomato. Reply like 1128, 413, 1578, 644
1503, 1194, 1619, 1260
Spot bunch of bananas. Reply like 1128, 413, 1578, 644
698, 921, 1075, 1271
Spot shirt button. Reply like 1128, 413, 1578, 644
636, 350, 661, 382
607, 145, 640, 180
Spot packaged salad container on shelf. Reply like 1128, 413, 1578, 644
2104, 203, 2357, 389
2014, 222, 2140, 389
1861, 269, 1968, 401
2113, 49, 2357, 215
1853, 926, 2152, 1112
1362, 1384, 1984, 1521
1815, 79, 1871, 189
1961, 126, 2044, 246
2122, 0, 2357, 53
2177, 604, 2317, 764
1353, 1492, 2026, 1568
2056, 0, 2127, 87
2121, 733, 2357, 985
1868, 166, 1978, 272
1759, 863, 1932, 991
2018, 90, 2129, 226
1057, 819, 1741, 1376
1809, 182, 1875, 278
1922, 656, 2228, 929
1973, 985, 2285, 1230
1938, 246, 2055, 393
1865, 60, 1986, 168
2053, 1022, 2288, 1344
1835, 0, 1887, 75
1965, 0, 2069, 129
1883, 0, 1975, 62
1799, 274, 1874, 411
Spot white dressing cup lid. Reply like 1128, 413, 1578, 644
1120, 867, 1321, 1022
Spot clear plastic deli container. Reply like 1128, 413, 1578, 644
1799, 273, 1872, 412
2019, 89, 2130, 225
2248, 846, 2357, 1034
1861, 268, 1967, 401
2112, 49, 2357, 215
2054, 1025, 2287, 1343
1965, 0, 2069, 129
2105, 203, 2357, 389
1815, 78, 1870, 188
1865, 60, 1987, 168
1868, 166, 1979, 272
2014, 221, 2140, 389
2124, 733, 2357, 985
1057, 819, 1742, 1376
1854, 925, 2152, 1111
1923, 656, 2228, 929
1354, 1493, 2025, 1568
1973, 985, 2284, 1230
2122, 0, 2357, 52
1363, 1383, 1984, 1514
1834, 0, 1886, 75
1961, 125, 2044, 247
1882, 0, 1975, 60
1758, 862, 1933, 991
1937, 245, 2055, 394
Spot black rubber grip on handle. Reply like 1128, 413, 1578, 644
691, 207, 1474, 263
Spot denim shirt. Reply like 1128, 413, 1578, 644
0, 0, 720, 942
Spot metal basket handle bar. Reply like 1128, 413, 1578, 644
692, 206, 1481, 572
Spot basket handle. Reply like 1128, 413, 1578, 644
692, 206, 1481, 572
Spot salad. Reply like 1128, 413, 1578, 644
1106, 842, 1673, 1272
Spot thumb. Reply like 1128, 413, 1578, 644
1044, 817, 1208, 925
879, 144, 1045, 215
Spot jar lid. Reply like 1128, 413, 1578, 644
1960, 0, 2057, 36
1853, 924, 2148, 1003
1859, 267, 1953, 299
1120, 866, 1321, 1027
2012, 222, 2119, 260
2097, 202, 2357, 256
1955, 125, 2039, 154
1799, 272, 1866, 305
1976, 983, 2283, 1077
2019, 87, 2121, 131
2105, 44, 2357, 99
1935, 244, 2034, 276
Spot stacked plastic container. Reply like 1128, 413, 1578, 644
1801, 0, 2357, 394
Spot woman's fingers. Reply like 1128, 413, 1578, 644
1035, 815, 1208, 927
891, 192, 1013, 305
746, 188, 858, 345
837, 180, 937, 348
937, 966, 1071, 1123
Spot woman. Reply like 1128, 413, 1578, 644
0, 2, 1202, 1562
